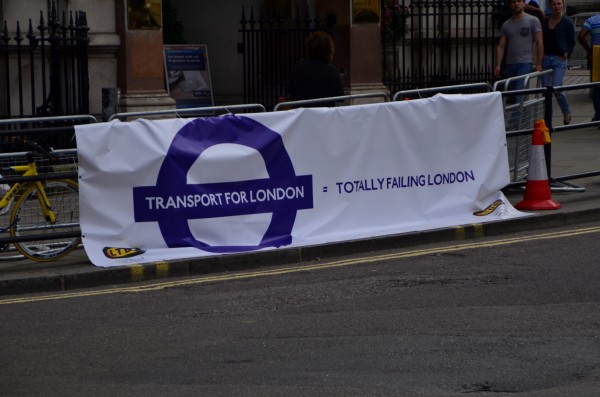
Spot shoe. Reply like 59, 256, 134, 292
563, 112, 571, 125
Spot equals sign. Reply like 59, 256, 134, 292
322, 186, 328, 193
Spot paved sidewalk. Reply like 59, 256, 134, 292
1, 71, 599, 296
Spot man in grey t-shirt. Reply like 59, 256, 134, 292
495, 0, 543, 128
495, 0, 543, 89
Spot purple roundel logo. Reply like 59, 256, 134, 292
133, 115, 313, 253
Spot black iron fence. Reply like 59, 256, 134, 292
0, 0, 89, 120
382, 0, 505, 93
238, 6, 317, 110
240, 1, 508, 106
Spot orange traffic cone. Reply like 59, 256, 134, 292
514, 123, 561, 211
538, 119, 551, 144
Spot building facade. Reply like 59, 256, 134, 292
1, 0, 596, 117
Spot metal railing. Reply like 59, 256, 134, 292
0, 114, 97, 150
108, 104, 267, 122
392, 82, 493, 101
492, 71, 551, 183
273, 92, 390, 111
0, 115, 96, 260
500, 81, 600, 192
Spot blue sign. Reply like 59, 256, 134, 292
164, 45, 214, 109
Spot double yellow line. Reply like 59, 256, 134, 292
2, 225, 599, 305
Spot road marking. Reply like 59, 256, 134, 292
2, 225, 600, 305
130, 264, 144, 282
155, 262, 170, 278
454, 226, 466, 240
474, 223, 485, 238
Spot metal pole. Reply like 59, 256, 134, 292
544, 84, 553, 179
49, 1, 62, 116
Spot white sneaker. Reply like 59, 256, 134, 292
0, 174, 12, 216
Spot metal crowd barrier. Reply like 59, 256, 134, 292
108, 104, 267, 122
273, 92, 390, 112
0, 115, 97, 261
0, 114, 98, 182
392, 82, 493, 101
0, 115, 98, 126
501, 81, 600, 192
495, 70, 551, 128
389, 75, 600, 195
493, 71, 552, 184
492, 69, 552, 92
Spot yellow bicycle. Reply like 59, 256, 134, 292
0, 139, 80, 261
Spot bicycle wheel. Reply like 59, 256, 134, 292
10, 179, 80, 261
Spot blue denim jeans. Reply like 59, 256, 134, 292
505, 63, 533, 92
505, 63, 533, 129
541, 55, 570, 115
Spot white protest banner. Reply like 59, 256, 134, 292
75, 92, 529, 267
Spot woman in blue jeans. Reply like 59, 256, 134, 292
541, 0, 575, 124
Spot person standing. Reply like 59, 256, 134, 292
495, 0, 544, 127
540, 0, 575, 125
288, 31, 344, 107
495, 0, 544, 82
577, 12, 600, 123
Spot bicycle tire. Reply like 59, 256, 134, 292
9, 179, 81, 262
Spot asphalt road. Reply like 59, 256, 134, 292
1, 222, 599, 396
